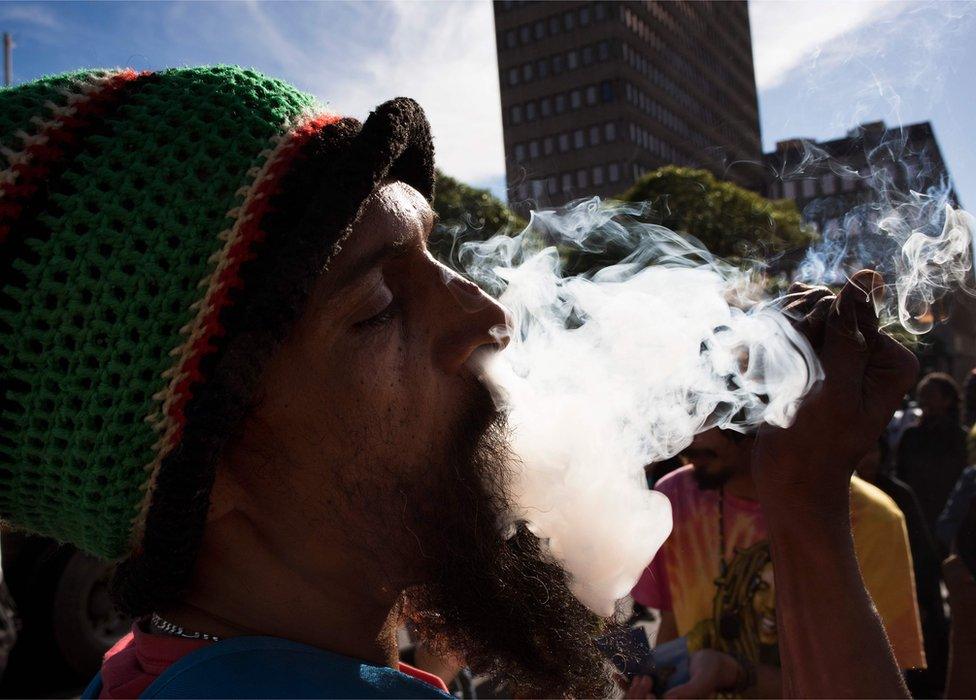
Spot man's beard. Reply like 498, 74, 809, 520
400, 383, 615, 698
691, 464, 733, 490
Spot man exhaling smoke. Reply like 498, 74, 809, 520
400, 387, 611, 697
0, 68, 920, 699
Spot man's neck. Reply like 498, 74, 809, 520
160, 509, 401, 668
723, 468, 757, 501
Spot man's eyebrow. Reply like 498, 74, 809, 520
330, 237, 411, 296
329, 209, 438, 295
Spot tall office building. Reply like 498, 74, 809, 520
493, 0, 763, 213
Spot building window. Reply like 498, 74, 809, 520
549, 16, 560, 35
559, 133, 570, 152
802, 179, 816, 198
523, 63, 533, 81
531, 180, 545, 198
842, 176, 857, 192
582, 46, 594, 65
567, 50, 579, 70
577, 169, 588, 188
525, 101, 536, 121
594, 2, 607, 20
593, 165, 605, 186
598, 40, 610, 61
553, 55, 564, 74
534, 20, 545, 40
514, 144, 525, 162
589, 125, 601, 145
517, 182, 529, 200
548, 176, 558, 195
529, 140, 539, 159
555, 94, 566, 113
505, 30, 517, 49
564, 10, 575, 30
540, 98, 551, 117
820, 174, 837, 195
543, 136, 554, 155
508, 68, 519, 86
537, 59, 548, 80
783, 180, 797, 199
510, 105, 522, 124
586, 86, 598, 106
519, 25, 530, 44
562, 173, 573, 192
604, 122, 616, 141
571, 90, 582, 109
580, 5, 591, 25
573, 129, 585, 149
609, 163, 620, 182
600, 80, 614, 102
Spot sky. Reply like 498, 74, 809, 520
1, 0, 974, 206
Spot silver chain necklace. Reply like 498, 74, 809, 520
150, 612, 222, 642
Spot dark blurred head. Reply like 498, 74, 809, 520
917, 372, 960, 423
682, 427, 754, 490
855, 436, 890, 482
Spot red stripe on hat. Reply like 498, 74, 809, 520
163, 114, 341, 445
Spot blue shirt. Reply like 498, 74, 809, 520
82, 635, 453, 699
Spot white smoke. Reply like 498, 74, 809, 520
458, 199, 823, 615
791, 135, 976, 335
444, 170, 974, 616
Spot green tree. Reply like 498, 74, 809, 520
618, 166, 814, 260
429, 170, 524, 265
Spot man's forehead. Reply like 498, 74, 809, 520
313, 181, 433, 301
356, 181, 434, 246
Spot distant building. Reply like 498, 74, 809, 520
493, 0, 763, 214
764, 120, 959, 233
765, 120, 975, 382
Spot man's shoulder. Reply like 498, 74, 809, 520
654, 464, 699, 498
140, 636, 450, 699
852, 476, 904, 526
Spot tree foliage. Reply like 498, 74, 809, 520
618, 166, 814, 261
429, 170, 525, 265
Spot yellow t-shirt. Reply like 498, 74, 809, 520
632, 467, 925, 672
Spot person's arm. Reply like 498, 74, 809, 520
943, 554, 976, 698
753, 273, 917, 698
936, 467, 976, 550
655, 609, 677, 645
664, 651, 782, 699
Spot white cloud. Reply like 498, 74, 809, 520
222, 0, 505, 191
344, 1, 505, 189
750, 0, 911, 90
0, 4, 63, 32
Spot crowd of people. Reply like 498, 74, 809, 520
606, 371, 975, 699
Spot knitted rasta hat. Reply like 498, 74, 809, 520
0, 67, 434, 613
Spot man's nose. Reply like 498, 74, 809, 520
433, 266, 511, 374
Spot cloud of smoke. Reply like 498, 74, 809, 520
786, 128, 976, 334
457, 199, 823, 615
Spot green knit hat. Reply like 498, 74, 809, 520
0, 67, 434, 609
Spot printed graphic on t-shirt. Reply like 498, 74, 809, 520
688, 541, 780, 668
632, 466, 925, 680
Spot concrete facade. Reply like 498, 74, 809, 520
493, 0, 763, 214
